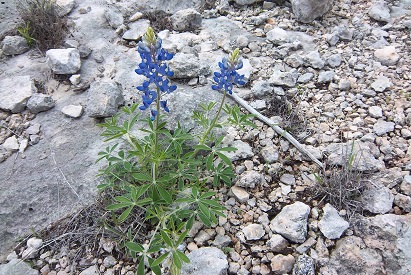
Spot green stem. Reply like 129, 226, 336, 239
199, 91, 227, 145
152, 87, 161, 185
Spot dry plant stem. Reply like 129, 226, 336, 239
229, 92, 324, 169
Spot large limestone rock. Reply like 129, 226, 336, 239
0, 258, 39, 275
181, 247, 228, 275
290, 0, 333, 23
46, 48, 81, 74
0, 75, 36, 113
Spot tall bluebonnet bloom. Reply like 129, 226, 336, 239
135, 27, 176, 120
212, 48, 246, 94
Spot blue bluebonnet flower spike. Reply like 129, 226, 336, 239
135, 27, 177, 120
212, 48, 246, 94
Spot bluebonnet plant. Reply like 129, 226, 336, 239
135, 27, 176, 120
212, 48, 246, 94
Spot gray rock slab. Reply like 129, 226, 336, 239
325, 141, 385, 172
0, 75, 36, 113
46, 48, 81, 74
2, 35, 29, 56
270, 201, 310, 243
181, 247, 228, 275
0, 90, 104, 259
291, 0, 333, 23
318, 203, 349, 239
104, 8, 123, 29
0, 258, 39, 275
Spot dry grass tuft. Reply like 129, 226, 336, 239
17, 0, 68, 51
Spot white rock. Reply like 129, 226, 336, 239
373, 120, 395, 136
368, 106, 383, 118
242, 224, 265, 240
19, 139, 29, 153
374, 46, 400, 66
0, 76, 36, 113
122, 19, 150, 41
362, 186, 394, 214
46, 48, 81, 74
181, 247, 228, 275
371, 75, 392, 92
270, 201, 310, 243
231, 185, 250, 203
266, 27, 290, 45
69, 74, 81, 85
62, 105, 83, 118
318, 203, 349, 239
2, 36, 29, 56
2, 136, 19, 152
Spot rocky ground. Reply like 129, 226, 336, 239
1, 0, 411, 274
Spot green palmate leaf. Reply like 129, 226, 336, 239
172, 251, 182, 269
123, 161, 132, 171
193, 144, 211, 151
136, 197, 152, 207
198, 202, 211, 218
176, 250, 190, 264
157, 185, 172, 204
199, 191, 215, 199
214, 135, 224, 147
176, 230, 189, 245
114, 196, 132, 203
106, 203, 131, 210
206, 154, 214, 170
137, 256, 145, 275
198, 212, 211, 227
132, 173, 152, 182
160, 230, 174, 247
150, 251, 170, 267
118, 206, 133, 222
216, 152, 232, 167
126, 242, 145, 253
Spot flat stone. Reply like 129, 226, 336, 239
261, 146, 279, 163
270, 254, 295, 274
318, 70, 335, 83
371, 75, 392, 92
46, 48, 81, 74
290, 0, 333, 23
242, 223, 265, 240
280, 173, 296, 185
373, 120, 395, 136
374, 46, 400, 66
304, 51, 325, 69
181, 247, 228, 275
267, 234, 289, 252
62, 105, 83, 118
318, 203, 349, 239
266, 27, 290, 45
2, 136, 19, 152
87, 81, 124, 118
269, 69, 298, 87
224, 140, 254, 161
169, 53, 209, 78
368, 106, 383, 118
26, 94, 55, 114
122, 19, 150, 41
0, 76, 36, 113
231, 185, 250, 203
170, 8, 202, 31
104, 8, 123, 29
236, 170, 264, 189
270, 201, 310, 243
369, 2, 391, 22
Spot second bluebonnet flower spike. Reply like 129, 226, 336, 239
212, 48, 246, 94
135, 27, 177, 120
